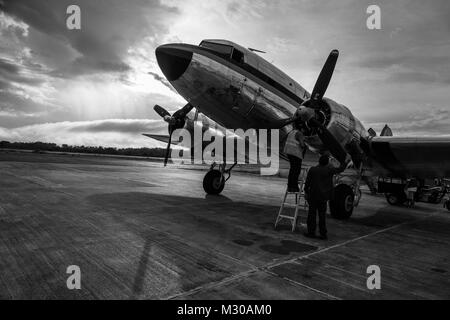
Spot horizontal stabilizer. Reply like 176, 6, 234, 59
368, 128, 377, 137
142, 134, 181, 145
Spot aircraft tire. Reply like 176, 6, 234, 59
330, 184, 354, 220
386, 193, 406, 206
203, 170, 225, 195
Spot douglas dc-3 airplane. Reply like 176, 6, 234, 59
145, 39, 450, 219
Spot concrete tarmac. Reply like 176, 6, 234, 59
0, 151, 449, 299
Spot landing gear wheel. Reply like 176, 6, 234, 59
445, 200, 450, 212
203, 170, 225, 195
386, 193, 406, 206
330, 184, 354, 220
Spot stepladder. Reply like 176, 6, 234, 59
275, 168, 309, 232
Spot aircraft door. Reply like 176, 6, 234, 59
228, 49, 258, 118
230, 76, 267, 120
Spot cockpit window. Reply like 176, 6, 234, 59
200, 41, 233, 57
231, 49, 244, 63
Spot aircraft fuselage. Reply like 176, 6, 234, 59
152, 39, 450, 217
156, 40, 367, 156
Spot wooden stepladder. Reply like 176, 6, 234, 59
275, 168, 309, 232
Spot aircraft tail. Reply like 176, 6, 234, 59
367, 125, 393, 138
380, 124, 393, 137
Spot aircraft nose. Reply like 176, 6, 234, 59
155, 45, 193, 81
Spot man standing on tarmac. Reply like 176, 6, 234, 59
304, 155, 348, 240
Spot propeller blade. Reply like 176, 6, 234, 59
154, 105, 171, 119
311, 50, 339, 100
308, 118, 347, 164
172, 103, 194, 119
317, 128, 347, 164
163, 130, 173, 167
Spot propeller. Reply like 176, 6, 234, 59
309, 118, 348, 164
311, 50, 339, 102
154, 103, 194, 166
277, 50, 348, 164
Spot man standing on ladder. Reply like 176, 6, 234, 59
284, 123, 306, 193
304, 155, 347, 240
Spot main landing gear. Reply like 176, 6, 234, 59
329, 163, 363, 220
330, 184, 355, 220
203, 162, 237, 195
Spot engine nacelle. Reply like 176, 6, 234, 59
304, 98, 366, 158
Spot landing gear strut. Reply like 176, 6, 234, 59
203, 162, 237, 195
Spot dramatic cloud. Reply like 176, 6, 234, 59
366, 106, 450, 137
1, 0, 179, 76
0, 0, 184, 144
148, 71, 177, 93
0, 57, 46, 86
0, 0, 449, 148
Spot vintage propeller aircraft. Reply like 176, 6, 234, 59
146, 39, 450, 218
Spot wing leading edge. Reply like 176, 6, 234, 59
364, 136, 450, 178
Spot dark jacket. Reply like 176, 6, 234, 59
305, 163, 347, 201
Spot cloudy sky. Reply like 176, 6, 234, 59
0, 0, 449, 148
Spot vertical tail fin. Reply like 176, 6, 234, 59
380, 124, 393, 137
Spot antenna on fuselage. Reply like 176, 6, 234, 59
248, 47, 266, 54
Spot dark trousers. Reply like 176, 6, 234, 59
307, 199, 328, 236
287, 155, 302, 189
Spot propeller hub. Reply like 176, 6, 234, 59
294, 105, 315, 123
164, 115, 174, 123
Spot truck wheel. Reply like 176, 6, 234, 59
386, 193, 406, 206
330, 184, 354, 220
203, 170, 225, 195
445, 200, 450, 212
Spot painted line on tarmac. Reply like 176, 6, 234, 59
170, 212, 439, 300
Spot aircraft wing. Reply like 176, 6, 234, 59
144, 131, 261, 163
363, 136, 450, 178
144, 112, 283, 166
